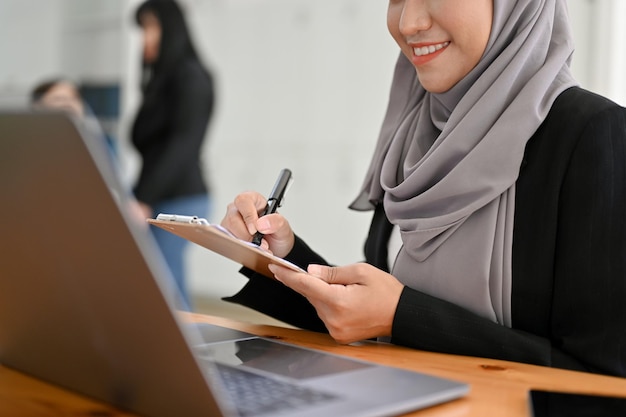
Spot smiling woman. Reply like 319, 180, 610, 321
219, 0, 626, 379
1, 0, 625, 377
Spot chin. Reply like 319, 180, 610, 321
419, 82, 452, 94
414, 71, 449, 94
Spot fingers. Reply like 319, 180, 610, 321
268, 264, 331, 300
307, 264, 367, 285
269, 263, 403, 344
307, 264, 339, 284
220, 192, 266, 239
234, 192, 268, 235
270, 264, 366, 299
220, 192, 295, 257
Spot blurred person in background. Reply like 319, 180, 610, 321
132, 0, 216, 310
31, 78, 117, 161
31, 78, 85, 118
31, 77, 148, 227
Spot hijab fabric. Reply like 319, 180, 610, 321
351, 0, 578, 326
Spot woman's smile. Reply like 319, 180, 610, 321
410, 41, 450, 65
387, 0, 492, 93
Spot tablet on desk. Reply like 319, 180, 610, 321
147, 213, 305, 278
529, 389, 626, 417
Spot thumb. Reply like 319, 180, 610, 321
307, 264, 356, 285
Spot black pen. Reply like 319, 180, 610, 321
251, 169, 293, 246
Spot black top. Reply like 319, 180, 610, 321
131, 58, 214, 205
224, 87, 626, 378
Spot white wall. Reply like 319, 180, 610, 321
0, 0, 64, 105
1, 0, 625, 302
178, 0, 398, 298
568, 0, 626, 105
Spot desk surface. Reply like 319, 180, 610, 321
1, 313, 625, 417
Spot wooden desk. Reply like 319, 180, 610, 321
1, 313, 625, 417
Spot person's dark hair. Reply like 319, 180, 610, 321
134, 0, 205, 94
30, 78, 67, 103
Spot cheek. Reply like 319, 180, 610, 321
143, 32, 159, 61
447, 24, 490, 79
461, 5, 492, 67
386, 5, 403, 47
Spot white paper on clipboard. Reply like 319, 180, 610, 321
147, 213, 305, 278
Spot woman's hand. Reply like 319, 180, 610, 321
137, 201, 153, 219
220, 191, 295, 258
268, 262, 404, 344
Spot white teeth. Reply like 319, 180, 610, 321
413, 41, 449, 57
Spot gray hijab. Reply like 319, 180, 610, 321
351, 0, 578, 326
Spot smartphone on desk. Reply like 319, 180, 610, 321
529, 390, 626, 417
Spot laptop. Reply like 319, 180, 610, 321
0, 111, 469, 417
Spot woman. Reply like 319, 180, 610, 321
220, 0, 626, 378
132, 0, 215, 310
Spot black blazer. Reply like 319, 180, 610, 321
225, 87, 626, 378
131, 58, 214, 206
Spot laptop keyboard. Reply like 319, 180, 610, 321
214, 362, 339, 416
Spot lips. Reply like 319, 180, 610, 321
413, 41, 450, 57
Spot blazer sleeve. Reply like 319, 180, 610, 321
223, 235, 328, 332
550, 104, 626, 377
390, 105, 626, 378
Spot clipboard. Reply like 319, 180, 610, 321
147, 214, 305, 277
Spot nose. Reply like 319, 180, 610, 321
399, 0, 432, 37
